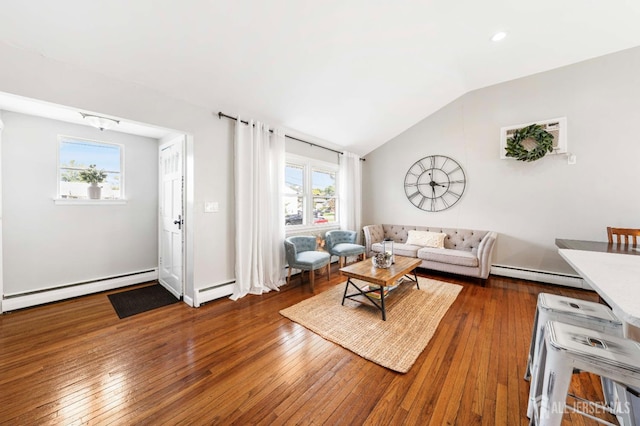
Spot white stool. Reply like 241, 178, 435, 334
526, 293, 625, 420
525, 293, 623, 381
529, 321, 640, 426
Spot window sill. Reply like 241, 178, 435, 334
54, 199, 128, 205
286, 223, 340, 236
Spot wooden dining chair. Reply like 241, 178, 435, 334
607, 226, 640, 245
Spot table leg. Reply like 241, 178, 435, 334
341, 278, 351, 305
402, 269, 420, 289
341, 277, 386, 320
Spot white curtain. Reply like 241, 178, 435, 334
231, 117, 286, 300
339, 151, 362, 241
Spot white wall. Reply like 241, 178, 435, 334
285, 138, 340, 164
0, 42, 236, 302
363, 46, 640, 276
1, 112, 158, 294
4, 38, 637, 296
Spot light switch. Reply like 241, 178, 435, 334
204, 202, 219, 213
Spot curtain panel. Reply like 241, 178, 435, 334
231, 118, 285, 300
339, 151, 362, 242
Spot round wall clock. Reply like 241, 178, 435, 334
403, 155, 466, 212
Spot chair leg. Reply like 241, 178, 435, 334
310, 269, 315, 292
327, 263, 330, 281
539, 349, 574, 425
287, 267, 291, 286
339, 257, 344, 268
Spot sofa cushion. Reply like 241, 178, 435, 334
443, 229, 486, 252
406, 230, 446, 248
371, 242, 421, 258
417, 247, 479, 267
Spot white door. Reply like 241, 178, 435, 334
158, 136, 184, 298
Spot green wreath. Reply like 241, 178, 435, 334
505, 124, 554, 162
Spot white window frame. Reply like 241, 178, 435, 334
285, 153, 339, 232
55, 135, 126, 205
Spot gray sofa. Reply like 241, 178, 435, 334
363, 224, 497, 281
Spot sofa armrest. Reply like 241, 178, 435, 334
477, 231, 498, 279
363, 225, 384, 257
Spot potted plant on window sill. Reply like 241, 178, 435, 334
79, 164, 107, 200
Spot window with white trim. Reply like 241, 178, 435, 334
58, 136, 124, 200
284, 154, 338, 228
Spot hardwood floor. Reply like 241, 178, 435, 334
0, 265, 620, 425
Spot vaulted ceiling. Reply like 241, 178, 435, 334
2, 1, 640, 155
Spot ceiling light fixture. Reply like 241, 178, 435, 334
79, 112, 120, 131
491, 31, 507, 42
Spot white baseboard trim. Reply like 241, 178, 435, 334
196, 280, 234, 306
491, 264, 591, 290
2, 269, 158, 312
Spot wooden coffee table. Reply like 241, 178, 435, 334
339, 255, 422, 320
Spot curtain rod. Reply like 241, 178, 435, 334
217, 111, 351, 158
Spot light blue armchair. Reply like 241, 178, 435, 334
284, 236, 331, 292
325, 230, 366, 268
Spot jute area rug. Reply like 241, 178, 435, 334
279, 277, 462, 373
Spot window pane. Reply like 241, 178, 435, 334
312, 169, 336, 224
285, 164, 304, 225
60, 139, 120, 172
59, 137, 123, 200
283, 159, 339, 228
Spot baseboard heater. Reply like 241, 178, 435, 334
490, 264, 590, 290
2, 268, 158, 313
196, 280, 234, 306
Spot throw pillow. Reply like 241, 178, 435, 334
406, 230, 446, 248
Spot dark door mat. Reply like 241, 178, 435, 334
108, 284, 179, 319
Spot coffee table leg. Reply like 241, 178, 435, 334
414, 269, 420, 289
380, 287, 386, 321
342, 278, 352, 305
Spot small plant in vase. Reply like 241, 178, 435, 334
79, 164, 107, 199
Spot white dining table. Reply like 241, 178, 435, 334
558, 247, 640, 338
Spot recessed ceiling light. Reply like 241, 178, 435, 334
491, 31, 507, 42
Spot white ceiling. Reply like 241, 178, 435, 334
2, 0, 640, 155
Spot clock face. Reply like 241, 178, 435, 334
404, 155, 466, 212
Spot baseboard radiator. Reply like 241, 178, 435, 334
490, 264, 590, 290
2, 268, 158, 313
196, 280, 234, 306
